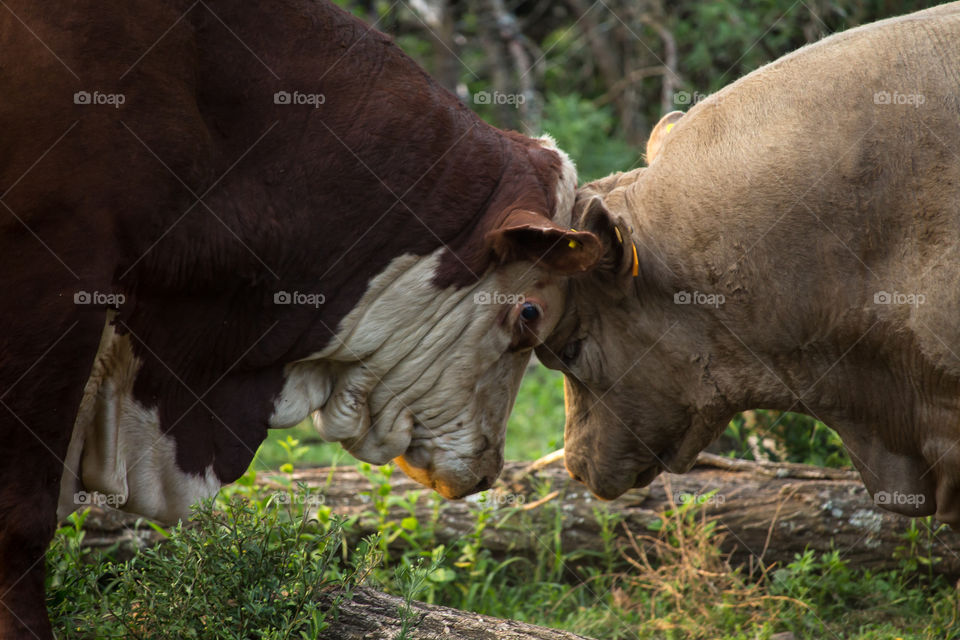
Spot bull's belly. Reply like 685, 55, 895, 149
56, 312, 220, 524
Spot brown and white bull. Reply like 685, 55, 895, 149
537, 4, 960, 524
0, 1, 601, 636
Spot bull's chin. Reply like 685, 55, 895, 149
583, 464, 663, 501
393, 455, 472, 500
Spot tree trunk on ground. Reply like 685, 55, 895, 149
317, 586, 594, 640
79, 453, 960, 575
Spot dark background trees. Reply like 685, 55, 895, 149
333, 0, 939, 180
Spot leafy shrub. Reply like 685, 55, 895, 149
48, 460, 960, 639
47, 492, 370, 640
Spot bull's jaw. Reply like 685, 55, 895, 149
566, 458, 663, 501
392, 398, 512, 500
563, 432, 673, 500
393, 455, 472, 499
562, 383, 732, 500
562, 424, 667, 500
394, 444, 502, 500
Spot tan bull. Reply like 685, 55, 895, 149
537, 3, 960, 525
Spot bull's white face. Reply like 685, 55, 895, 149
270, 249, 571, 499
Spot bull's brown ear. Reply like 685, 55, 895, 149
645, 111, 684, 165
485, 209, 602, 274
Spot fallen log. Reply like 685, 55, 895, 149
78, 452, 960, 576
317, 586, 594, 640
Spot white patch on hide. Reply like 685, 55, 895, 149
57, 313, 220, 523
538, 133, 578, 228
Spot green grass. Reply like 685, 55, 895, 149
48, 363, 958, 639
48, 468, 959, 639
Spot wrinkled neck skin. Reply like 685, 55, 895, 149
267, 250, 545, 462
608, 27, 960, 522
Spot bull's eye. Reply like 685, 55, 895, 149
561, 339, 582, 364
520, 302, 541, 321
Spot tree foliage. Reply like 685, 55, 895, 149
333, 0, 939, 181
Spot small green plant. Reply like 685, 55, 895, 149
275, 434, 310, 474
894, 517, 945, 578
47, 492, 371, 639
392, 556, 446, 640
45, 509, 107, 631
256, 419, 348, 470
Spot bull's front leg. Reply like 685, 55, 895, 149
0, 305, 106, 639
0, 469, 60, 639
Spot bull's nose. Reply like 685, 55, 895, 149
564, 451, 586, 484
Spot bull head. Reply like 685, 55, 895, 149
271, 156, 602, 500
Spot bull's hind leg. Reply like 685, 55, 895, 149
0, 305, 106, 640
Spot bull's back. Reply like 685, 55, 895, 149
650, 2, 960, 258
639, 3, 960, 368
672, 0, 960, 181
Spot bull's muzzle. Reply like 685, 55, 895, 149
394, 454, 499, 500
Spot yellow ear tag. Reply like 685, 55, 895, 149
614, 227, 623, 244
665, 123, 675, 134
568, 239, 579, 249
631, 243, 639, 277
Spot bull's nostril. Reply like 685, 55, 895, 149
472, 476, 493, 493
